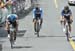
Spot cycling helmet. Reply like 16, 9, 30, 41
35, 6, 39, 10
64, 6, 69, 10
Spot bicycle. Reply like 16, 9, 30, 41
35, 17, 41, 37
9, 24, 16, 48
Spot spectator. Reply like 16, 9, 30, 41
0, 0, 8, 24
5, 0, 12, 15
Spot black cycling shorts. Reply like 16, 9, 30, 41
35, 14, 41, 20
9, 21, 17, 28
64, 16, 71, 24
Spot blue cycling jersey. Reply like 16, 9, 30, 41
7, 14, 17, 22
33, 8, 43, 18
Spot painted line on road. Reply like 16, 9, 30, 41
54, 0, 58, 9
69, 38, 75, 51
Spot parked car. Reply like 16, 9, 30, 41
68, 0, 75, 5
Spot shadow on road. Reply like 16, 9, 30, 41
0, 27, 27, 37
0, 41, 5, 43
0, 27, 8, 37
38, 35, 66, 38
0, 44, 2, 51
17, 30, 27, 37
13, 45, 32, 49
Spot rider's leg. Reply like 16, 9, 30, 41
7, 24, 10, 38
6, 21, 10, 33
68, 22, 72, 33
6, 21, 10, 38
14, 30, 16, 41
68, 21, 72, 38
7, 29, 10, 34
13, 29, 17, 41
64, 19, 66, 28
62, 19, 66, 32
13, 22, 17, 41
40, 18, 43, 28
34, 19, 37, 32
7, 24, 10, 34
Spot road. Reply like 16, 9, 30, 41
0, 0, 75, 51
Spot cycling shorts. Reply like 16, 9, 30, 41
9, 21, 17, 28
64, 16, 71, 24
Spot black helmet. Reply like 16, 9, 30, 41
64, 6, 69, 10
35, 7, 39, 10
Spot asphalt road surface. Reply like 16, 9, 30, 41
0, 0, 75, 51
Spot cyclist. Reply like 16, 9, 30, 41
33, 4, 43, 33
60, 6, 73, 34
5, 14, 18, 43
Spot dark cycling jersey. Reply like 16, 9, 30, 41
61, 9, 72, 19
33, 8, 43, 19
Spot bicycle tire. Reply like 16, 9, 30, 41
36, 22, 40, 37
66, 25, 69, 41
10, 31, 14, 48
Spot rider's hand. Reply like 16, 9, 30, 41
33, 19, 35, 22
60, 19, 64, 23
70, 19, 73, 23
60, 19, 64, 25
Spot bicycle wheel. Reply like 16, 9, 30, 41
10, 31, 14, 48
66, 25, 69, 41
13, 30, 17, 41
36, 22, 40, 37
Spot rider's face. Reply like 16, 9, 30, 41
65, 9, 68, 13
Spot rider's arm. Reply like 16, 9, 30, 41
16, 16, 18, 24
15, 15, 18, 31
5, 14, 11, 29
15, 15, 18, 24
33, 8, 35, 19
70, 10, 73, 20
5, 20, 8, 29
61, 10, 65, 20
40, 8, 43, 18
70, 15, 73, 20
